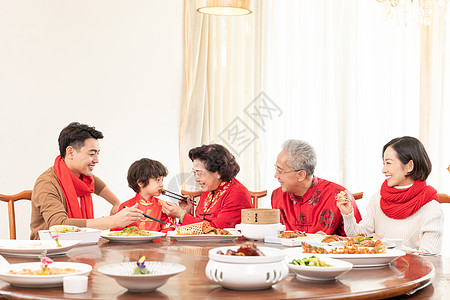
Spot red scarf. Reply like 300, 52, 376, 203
53, 155, 95, 219
380, 179, 438, 219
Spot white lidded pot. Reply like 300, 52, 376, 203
205, 246, 288, 290
235, 223, 285, 240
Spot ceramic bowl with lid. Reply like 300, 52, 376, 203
205, 246, 288, 290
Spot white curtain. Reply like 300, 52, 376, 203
181, 0, 450, 207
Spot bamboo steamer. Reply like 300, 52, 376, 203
241, 209, 280, 225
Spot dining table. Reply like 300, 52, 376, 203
0, 236, 448, 299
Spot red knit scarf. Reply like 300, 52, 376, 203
53, 155, 95, 219
380, 179, 438, 219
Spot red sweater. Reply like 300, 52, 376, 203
271, 177, 362, 236
182, 178, 252, 229
114, 194, 175, 233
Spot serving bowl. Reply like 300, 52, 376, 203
97, 261, 186, 292
205, 246, 288, 290
286, 254, 353, 281
235, 223, 285, 240
39, 228, 101, 245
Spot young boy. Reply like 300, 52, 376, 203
115, 158, 175, 232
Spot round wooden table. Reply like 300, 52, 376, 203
0, 237, 448, 299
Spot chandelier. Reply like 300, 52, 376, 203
376, 0, 448, 25
196, 0, 252, 16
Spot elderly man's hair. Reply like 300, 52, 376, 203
281, 139, 317, 177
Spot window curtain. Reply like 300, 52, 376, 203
180, 0, 450, 205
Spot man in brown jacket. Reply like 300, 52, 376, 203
30, 122, 143, 239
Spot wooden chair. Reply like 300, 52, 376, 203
181, 189, 268, 209
352, 192, 364, 200
0, 190, 32, 239
250, 190, 267, 208
438, 193, 450, 204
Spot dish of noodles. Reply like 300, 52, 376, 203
0, 262, 92, 288
8, 267, 80, 276
101, 228, 164, 244
108, 227, 158, 237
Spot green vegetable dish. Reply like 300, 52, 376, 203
289, 256, 332, 267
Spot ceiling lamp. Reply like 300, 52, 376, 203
196, 0, 252, 16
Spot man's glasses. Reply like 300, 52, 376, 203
274, 165, 302, 175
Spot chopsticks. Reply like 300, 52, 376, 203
160, 189, 188, 202
122, 206, 169, 225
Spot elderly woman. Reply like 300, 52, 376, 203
337, 136, 443, 254
162, 144, 252, 229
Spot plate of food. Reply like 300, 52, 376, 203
264, 231, 324, 246
39, 226, 102, 245
286, 254, 353, 281
0, 261, 92, 288
167, 222, 242, 242
284, 241, 406, 268
101, 227, 164, 243
0, 240, 81, 257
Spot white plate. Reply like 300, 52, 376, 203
101, 230, 164, 243
166, 230, 242, 242
39, 228, 101, 245
0, 240, 81, 257
264, 233, 325, 247
0, 262, 92, 288
284, 247, 406, 268
286, 254, 353, 281
98, 261, 185, 292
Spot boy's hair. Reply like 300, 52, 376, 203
58, 122, 104, 158
127, 158, 168, 193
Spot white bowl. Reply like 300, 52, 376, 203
235, 223, 285, 240
206, 246, 288, 290
98, 261, 186, 292
286, 254, 353, 281
39, 228, 101, 245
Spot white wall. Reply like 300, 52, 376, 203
0, 1, 184, 239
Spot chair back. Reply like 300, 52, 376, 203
249, 190, 267, 208
181, 189, 268, 209
352, 192, 364, 200
438, 193, 450, 204
0, 190, 32, 239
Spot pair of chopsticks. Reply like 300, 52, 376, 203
122, 206, 169, 225
161, 189, 188, 202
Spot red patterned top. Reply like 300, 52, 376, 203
113, 194, 175, 233
271, 177, 362, 236
182, 178, 252, 229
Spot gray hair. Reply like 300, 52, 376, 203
282, 139, 317, 177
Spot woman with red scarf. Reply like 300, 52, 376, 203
162, 144, 252, 229
337, 136, 443, 254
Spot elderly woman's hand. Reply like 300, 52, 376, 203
162, 201, 183, 218
336, 191, 353, 216
179, 195, 195, 215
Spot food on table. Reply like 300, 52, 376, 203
217, 241, 265, 256
176, 221, 231, 235
133, 256, 151, 275
49, 225, 81, 232
289, 256, 332, 267
8, 267, 79, 275
278, 230, 307, 239
321, 235, 349, 243
301, 241, 387, 254
345, 234, 375, 247
108, 226, 157, 237
336, 190, 350, 203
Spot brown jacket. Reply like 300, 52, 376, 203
30, 167, 106, 240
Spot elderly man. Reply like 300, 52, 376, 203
272, 139, 362, 236
30, 122, 143, 239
